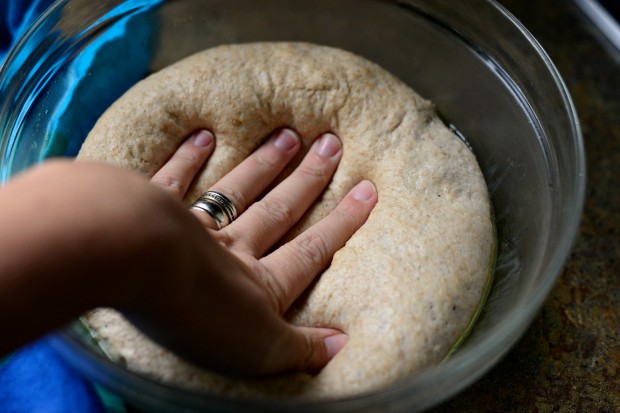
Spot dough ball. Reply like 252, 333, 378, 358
79, 42, 494, 399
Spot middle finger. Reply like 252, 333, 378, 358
208, 128, 301, 214
191, 129, 300, 230
230, 133, 343, 256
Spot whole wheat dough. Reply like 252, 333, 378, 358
78, 42, 494, 399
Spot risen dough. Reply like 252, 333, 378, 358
78, 42, 494, 399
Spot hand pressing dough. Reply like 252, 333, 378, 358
78, 42, 494, 399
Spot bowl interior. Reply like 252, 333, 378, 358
0, 0, 584, 412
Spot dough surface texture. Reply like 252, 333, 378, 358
78, 42, 494, 399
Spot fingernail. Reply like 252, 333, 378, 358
193, 130, 214, 148
273, 129, 299, 151
324, 334, 348, 360
352, 180, 376, 202
316, 133, 342, 158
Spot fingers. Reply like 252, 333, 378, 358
151, 130, 214, 198
261, 180, 377, 314
230, 133, 343, 255
208, 129, 301, 214
191, 128, 301, 230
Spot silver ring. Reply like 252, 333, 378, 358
190, 191, 238, 229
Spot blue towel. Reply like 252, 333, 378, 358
0, 1, 162, 412
0, 337, 107, 413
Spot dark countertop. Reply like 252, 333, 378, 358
433, 0, 620, 411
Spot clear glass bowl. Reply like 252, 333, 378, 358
0, 0, 585, 412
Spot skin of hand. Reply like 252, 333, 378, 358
0, 128, 377, 377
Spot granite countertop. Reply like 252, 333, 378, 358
432, 0, 620, 411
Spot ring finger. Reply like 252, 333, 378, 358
192, 128, 300, 230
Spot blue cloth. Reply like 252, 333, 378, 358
0, 338, 106, 413
0, 0, 162, 411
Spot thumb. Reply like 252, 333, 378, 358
267, 326, 348, 374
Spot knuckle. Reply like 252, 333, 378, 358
175, 150, 203, 166
259, 329, 292, 373
294, 230, 331, 269
211, 230, 236, 249
253, 152, 278, 170
152, 174, 184, 196
261, 275, 287, 314
333, 202, 362, 227
257, 197, 295, 227
298, 164, 329, 182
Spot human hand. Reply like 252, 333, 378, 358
141, 128, 378, 376
0, 126, 375, 376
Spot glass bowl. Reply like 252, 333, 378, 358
0, 0, 585, 412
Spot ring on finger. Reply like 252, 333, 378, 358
190, 191, 238, 229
